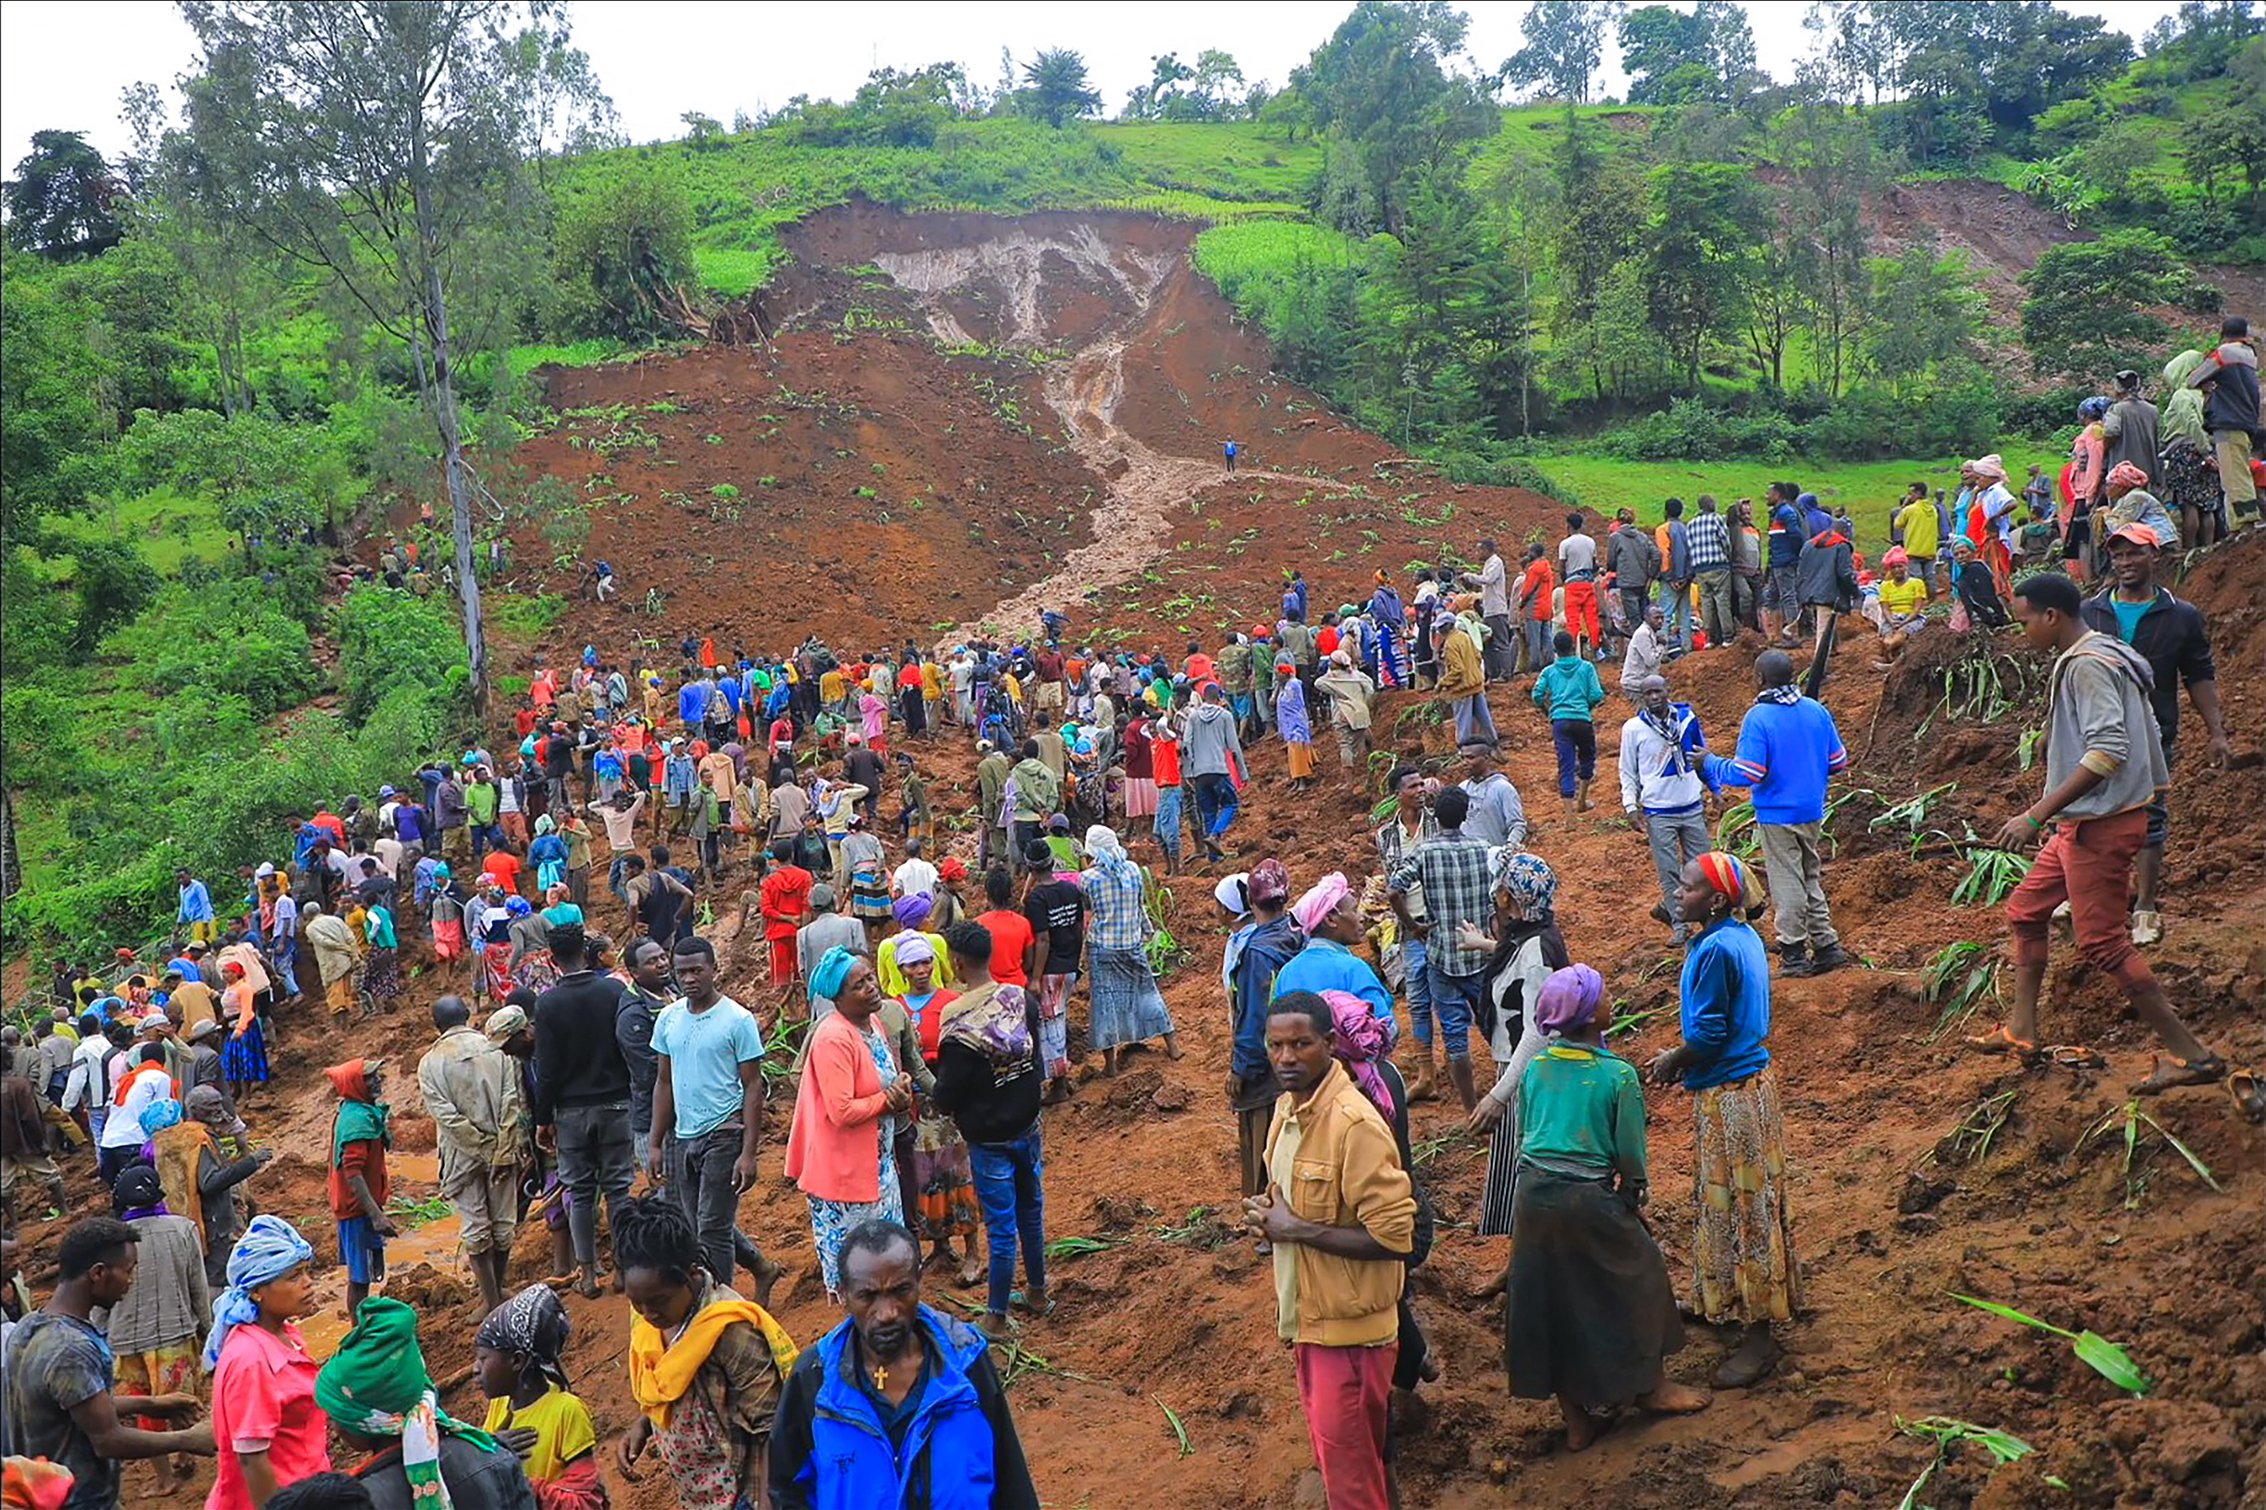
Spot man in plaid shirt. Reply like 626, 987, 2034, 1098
1686, 494, 1737, 650
1386, 786, 1492, 1110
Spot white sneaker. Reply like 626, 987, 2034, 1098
2129, 910, 2163, 947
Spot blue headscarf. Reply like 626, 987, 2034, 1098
139, 1097, 184, 1137
808, 945, 857, 1006
203, 1215, 316, 1368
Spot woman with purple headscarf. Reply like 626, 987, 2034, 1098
875, 889, 956, 998
1504, 964, 1708, 1451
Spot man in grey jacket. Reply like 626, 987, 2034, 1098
1980, 573, 2229, 1098
1461, 538, 1514, 682
1183, 685, 1249, 864
1607, 511, 1661, 642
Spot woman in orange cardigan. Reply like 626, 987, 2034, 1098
784, 947, 913, 1298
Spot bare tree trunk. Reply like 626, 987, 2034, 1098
409, 114, 487, 719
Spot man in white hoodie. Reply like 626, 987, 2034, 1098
1618, 674, 1719, 944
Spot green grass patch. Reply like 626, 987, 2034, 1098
694, 247, 771, 297
44, 486, 235, 576
486, 592, 570, 640
1530, 451, 2061, 544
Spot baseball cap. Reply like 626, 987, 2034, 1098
2106, 521, 2161, 549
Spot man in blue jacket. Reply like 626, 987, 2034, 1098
769, 1218, 1039, 1510
1702, 651, 1852, 976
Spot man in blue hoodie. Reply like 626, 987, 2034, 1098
769, 1218, 1039, 1510
1761, 482, 1805, 642
1702, 651, 1852, 976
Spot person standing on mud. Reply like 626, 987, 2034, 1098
1700, 651, 1852, 978
1463, 538, 1514, 683
1619, 674, 1719, 946
417, 994, 522, 1314
1245, 991, 1418, 1510
1224, 438, 1238, 474
2076, 523, 2230, 949
530, 923, 636, 1297
1972, 573, 2246, 1108
1183, 684, 1249, 866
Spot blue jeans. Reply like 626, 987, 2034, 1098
1152, 784, 1183, 862
1658, 580, 1691, 647
1550, 718, 1596, 798
1402, 936, 1438, 1048
968, 1127, 1047, 1317
1424, 959, 1483, 1063
1191, 772, 1238, 843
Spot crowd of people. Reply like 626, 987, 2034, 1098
3, 318, 2257, 1509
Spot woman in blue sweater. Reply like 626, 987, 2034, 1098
1646, 853, 1800, 1390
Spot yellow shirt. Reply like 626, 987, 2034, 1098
1879, 576, 1928, 618
1895, 499, 1939, 561
482, 1385, 596, 1484
819, 670, 846, 702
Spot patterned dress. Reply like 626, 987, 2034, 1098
803, 1022, 904, 1296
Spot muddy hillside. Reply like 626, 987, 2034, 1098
26, 205, 2258, 1510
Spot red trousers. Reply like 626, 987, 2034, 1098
1563, 580, 1601, 645
1293, 1342, 1394, 1509
768, 933, 797, 986
2006, 806, 2152, 992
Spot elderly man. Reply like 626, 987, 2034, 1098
416, 994, 523, 1312
304, 902, 363, 1020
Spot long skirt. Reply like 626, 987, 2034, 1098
363, 946, 402, 1005
1479, 1112, 1521, 1236
117, 1339, 201, 1430
1121, 776, 1158, 820
1505, 1170, 1684, 1403
1285, 741, 1316, 780
482, 948, 517, 1001
807, 1178, 904, 1297
1087, 945, 1174, 1050
1688, 1066, 1801, 1326
223, 1020, 269, 1086
901, 686, 928, 737
1035, 974, 1075, 1078
914, 1108, 981, 1241
848, 867, 893, 922
512, 949, 562, 997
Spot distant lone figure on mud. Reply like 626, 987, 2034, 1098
1223, 439, 1238, 474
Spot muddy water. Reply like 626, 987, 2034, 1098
297, 1152, 467, 1359
873, 231, 1342, 644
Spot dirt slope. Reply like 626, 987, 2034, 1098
24, 205, 2261, 1510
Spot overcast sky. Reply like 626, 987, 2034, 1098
2, 0, 2189, 169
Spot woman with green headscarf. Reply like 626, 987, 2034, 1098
2160, 349, 2225, 548
316, 1296, 537, 1510
782, 947, 912, 1299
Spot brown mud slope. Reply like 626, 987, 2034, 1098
26, 207, 2261, 1510
1866, 180, 2266, 382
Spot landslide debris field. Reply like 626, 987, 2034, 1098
40, 205, 2261, 1509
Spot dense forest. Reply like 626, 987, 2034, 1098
2, 0, 2262, 957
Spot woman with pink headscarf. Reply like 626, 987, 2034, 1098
1504, 964, 1708, 1450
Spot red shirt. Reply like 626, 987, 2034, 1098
1315, 627, 1339, 657
1184, 653, 1215, 682
1519, 560, 1557, 621
209, 1322, 331, 1505
329, 1135, 388, 1221
1151, 731, 1183, 787
1034, 650, 1066, 685
898, 662, 925, 690
976, 909, 1035, 988
310, 811, 346, 843
762, 865, 813, 940
480, 851, 522, 892
768, 717, 796, 755
514, 708, 538, 737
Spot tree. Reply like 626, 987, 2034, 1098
1504, 0, 1624, 104
0, 249, 115, 532
1020, 49, 1101, 127
3, 130, 124, 259
2019, 229, 2191, 379
1643, 161, 1760, 385
1768, 104, 1873, 396
679, 111, 726, 148
1620, 1, 1759, 105
1123, 53, 1194, 119
177, 1, 610, 714
1863, 242, 1986, 393
1295, 2, 1498, 236
550, 160, 696, 339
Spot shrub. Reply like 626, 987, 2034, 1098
103, 586, 321, 717
336, 586, 470, 725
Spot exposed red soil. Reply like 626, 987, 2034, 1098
20, 206, 2263, 1510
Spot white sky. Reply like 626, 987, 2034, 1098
1, 0, 2190, 169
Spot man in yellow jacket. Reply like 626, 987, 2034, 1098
1246, 991, 1418, 1510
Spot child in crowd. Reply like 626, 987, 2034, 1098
477, 1284, 607, 1509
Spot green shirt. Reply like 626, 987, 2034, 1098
464, 781, 499, 824
1532, 656, 1607, 724
1516, 1044, 1647, 1182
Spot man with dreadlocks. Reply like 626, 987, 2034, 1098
476, 1284, 606, 1510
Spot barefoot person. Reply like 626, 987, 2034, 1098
1971, 572, 2235, 1096
1506, 965, 1708, 1449
1647, 855, 1799, 1390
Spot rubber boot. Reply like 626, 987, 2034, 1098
1807, 942, 1852, 975
1407, 1048, 1439, 1103
1778, 941, 1813, 978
